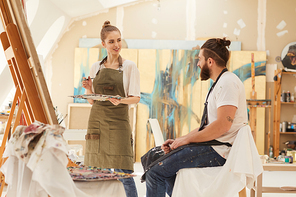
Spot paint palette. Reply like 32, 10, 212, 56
67, 166, 135, 181
69, 94, 124, 101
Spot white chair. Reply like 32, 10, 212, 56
172, 125, 263, 197
148, 118, 263, 197
147, 118, 164, 146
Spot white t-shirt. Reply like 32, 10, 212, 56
207, 71, 248, 159
89, 59, 141, 98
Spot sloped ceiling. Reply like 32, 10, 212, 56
26, 0, 141, 59
49, 0, 139, 18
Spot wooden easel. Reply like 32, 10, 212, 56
0, 0, 58, 194
247, 53, 271, 154
249, 53, 257, 141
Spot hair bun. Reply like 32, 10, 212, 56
222, 38, 231, 48
102, 21, 111, 29
216, 38, 231, 48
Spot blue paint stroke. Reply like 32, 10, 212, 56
232, 61, 266, 82
73, 48, 107, 103
140, 50, 201, 140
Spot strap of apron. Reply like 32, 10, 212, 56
199, 67, 228, 131
97, 55, 123, 75
197, 67, 232, 147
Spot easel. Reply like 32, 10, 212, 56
247, 53, 271, 153
249, 53, 257, 141
0, 0, 58, 194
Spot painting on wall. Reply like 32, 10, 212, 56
281, 41, 296, 70
73, 47, 266, 160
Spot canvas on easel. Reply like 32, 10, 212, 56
0, 0, 58, 194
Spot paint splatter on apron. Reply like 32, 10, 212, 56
84, 67, 133, 171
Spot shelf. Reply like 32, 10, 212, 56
247, 105, 271, 108
280, 132, 296, 135
282, 71, 296, 75
273, 69, 296, 157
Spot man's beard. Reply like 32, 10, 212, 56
200, 62, 211, 81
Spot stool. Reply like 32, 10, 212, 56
251, 163, 296, 197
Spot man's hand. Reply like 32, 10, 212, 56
161, 139, 174, 154
161, 136, 191, 153
169, 136, 190, 150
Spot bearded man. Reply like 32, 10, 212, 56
145, 38, 248, 197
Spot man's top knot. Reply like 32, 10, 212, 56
216, 38, 231, 48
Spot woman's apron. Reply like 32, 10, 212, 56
84, 67, 134, 171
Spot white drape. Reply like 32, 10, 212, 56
172, 125, 263, 197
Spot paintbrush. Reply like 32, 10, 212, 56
82, 77, 94, 81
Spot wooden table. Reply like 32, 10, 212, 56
251, 163, 296, 197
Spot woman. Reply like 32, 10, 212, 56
82, 21, 140, 197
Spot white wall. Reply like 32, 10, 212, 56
40, 0, 296, 153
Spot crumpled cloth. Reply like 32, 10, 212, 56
172, 125, 263, 197
1, 121, 90, 197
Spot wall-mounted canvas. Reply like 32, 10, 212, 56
73, 48, 266, 160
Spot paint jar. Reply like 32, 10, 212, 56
287, 122, 292, 132
293, 151, 296, 163
282, 121, 287, 132
269, 146, 273, 158
281, 90, 286, 102
291, 123, 295, 131
285, 156, 293, 163
287, 151, 296, 163
286, 91, 291, 102
290, 151, 296, 163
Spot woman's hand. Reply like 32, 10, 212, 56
82, 76, 92, 90
108, 97, 121, 106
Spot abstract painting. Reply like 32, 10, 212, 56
73, 48, 266, 159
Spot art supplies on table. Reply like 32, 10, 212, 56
68, 166, 135, 181
69, 94, 124, 101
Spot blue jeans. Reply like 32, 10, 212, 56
114, 169, 138, 197
145, 146, 226, 197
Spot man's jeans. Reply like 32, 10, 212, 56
114, 169, 138, 197
145, 145, 226, 197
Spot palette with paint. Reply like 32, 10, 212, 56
67, 166, 135, 181
69, 94, 124, 101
